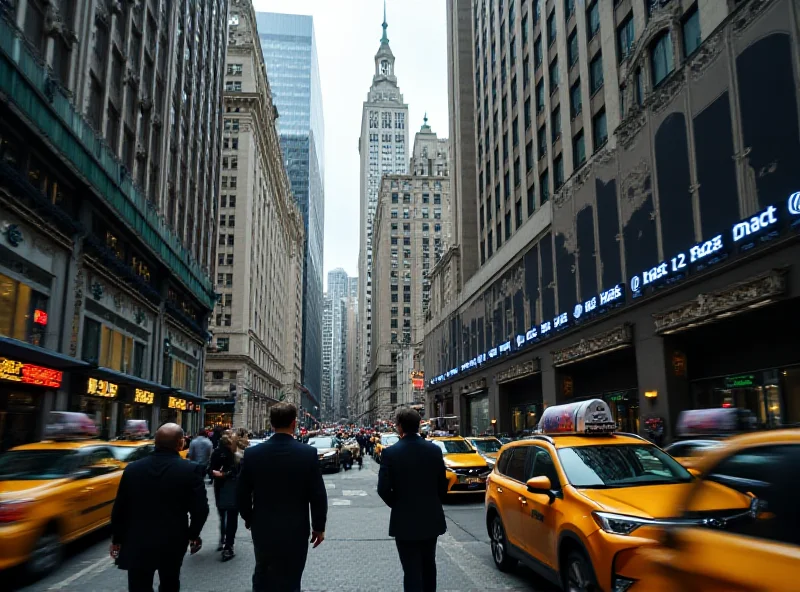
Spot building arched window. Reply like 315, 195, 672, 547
650, 31, 675, 87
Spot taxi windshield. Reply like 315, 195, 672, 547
308, 437, 336, 449
558, 444, 692, 488
110, 444, 151, 462
381, 435, 399, 446
0, 450, 77, 480
470, 439, 502, 453
432, 440, 475, 454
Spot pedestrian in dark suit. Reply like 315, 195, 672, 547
237, 403, 328, 592
377, 408, 448, 592
110, 423, 208, 592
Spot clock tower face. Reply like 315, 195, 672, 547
380, 59, 391, 76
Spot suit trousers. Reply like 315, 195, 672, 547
395, 538, 438, 592
127, 560, 182, 592
252, 540, 309, 592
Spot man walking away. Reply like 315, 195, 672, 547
377, 408, 447, 592
237, 403, 328, 592
187, 429, 212, 470
111, 423, 208, 592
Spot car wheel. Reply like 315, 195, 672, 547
563, 550, 598, 592
490, 515, 517, 572
27, 530, 62, 577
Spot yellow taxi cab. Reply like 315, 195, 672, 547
663, 408, 755, 470
429, 434, 492, 494
374, 433, 399, 464
636, 428, 800, 592
465, 436, 504, 469
0, 413, 124, 576
485, 399, 753, 592
109, 420, 155, 467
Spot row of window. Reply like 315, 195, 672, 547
390, 209, 442, 219
391, 193, 442, 204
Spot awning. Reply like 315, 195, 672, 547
204, 400, 235, 412
0, 337, 90, 370
83, 366, 173, 394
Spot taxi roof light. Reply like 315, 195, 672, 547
538, 399, 617, 435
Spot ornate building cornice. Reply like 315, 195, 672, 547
652, 268, 787, 335
552, 324, 633, 367
732, 0, 772, 36
460, 377, 487, 396
496, 359, 541, 384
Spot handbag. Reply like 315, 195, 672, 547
217, 473, 238, 511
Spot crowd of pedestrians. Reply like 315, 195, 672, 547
109, 405, 442, 592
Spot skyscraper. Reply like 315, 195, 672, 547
325, 269, 350, 420
257, 12, 325, 419
358, 7, 409, 415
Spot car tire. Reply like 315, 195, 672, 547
562, 550, 599, 592
489, 515, 517, 573
27, 529, 62, 577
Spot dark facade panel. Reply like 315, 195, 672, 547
540, 233, 555, 321
736, 33, 800, 211
595, 178, 622, 290
555, 232, 576, 314
524, 243, 540, 327
694, 91, 740, 239
576, 205, 598, 300
623, 185, 659, 281
655, 112, 695, 255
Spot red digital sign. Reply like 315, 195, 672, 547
33, 309, 48, 325
0, 357, 62, 388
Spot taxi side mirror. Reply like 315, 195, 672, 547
526, 476, 555, 503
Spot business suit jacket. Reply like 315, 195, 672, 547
377, 434, 448, 541
111, 449, 209, 570
237, 433, 328, 549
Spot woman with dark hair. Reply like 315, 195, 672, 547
209, 433, 239, 561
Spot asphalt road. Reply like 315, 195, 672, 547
13, 456, 557, 591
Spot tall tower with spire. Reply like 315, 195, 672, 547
356, 3, 410, 422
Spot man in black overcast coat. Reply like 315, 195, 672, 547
378, 407, 448, 592
237, 402, 328, 592
110, 423, 208, 592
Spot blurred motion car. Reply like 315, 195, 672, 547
374, 433, 399, 464
485, 399, 753, 592
109, 420, 154, 466
0, 413, 123, 575
308, 436, 341, 472
465, 436, 503, 468
636, 428, 800, 592
666, 408, 758, 469
430, 435, 491, 494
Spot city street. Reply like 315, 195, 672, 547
16, 457, 556, 592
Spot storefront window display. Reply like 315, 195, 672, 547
81, 318, 145, 377
511, 403, 540, 435
0, 273, 49, 346
603, 390, 639, 433
118, 388, 155, 436
692, 369, 791, 428
75, 377, 118, 439
466, 392, 490, 435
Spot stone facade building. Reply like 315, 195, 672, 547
204, 0, 304, 432
0, 0, 226, 446
368, 121, 451, 424
357, 11, 410, 421
426, 0, 800, 439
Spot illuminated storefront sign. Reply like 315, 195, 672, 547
88, 378, 118, 398
0, 357, 62, 388
134, 388, 155, 404
732, 205, 778, 242
168, 396, 188, 410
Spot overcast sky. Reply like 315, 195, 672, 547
252, 0, 449, 288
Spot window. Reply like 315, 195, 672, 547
81, 319, 137, 373
570, 80, 582, 118
496, 222, 502, 248
590, 53, 604, 94
587, 1, 600, 39
523, 56, 530, 89
682, 5, 701, 57
568, 32, 579, 67
512, 118, 519, 147
226, 63, 243, 75
503, 448, 528, 481
538, 125, 547, 159
617, 14, 635, 61
534, 36, 542, 67
505, 212, 511, 240
217, 338, 229, 352
573, 131, 586, 166
526, 140, 534, 171
651, 32, 675, 87
522, 13, 528, 45
224, 81, 242, 92
593, 109, 608, 148
219, 214, 226, 227
229, 196, 236, 207
527, 186, 536, 216
565, 0, 575, 18
549, 58, 560, 93
0, 274, 48, 346
540, 170, 550, 203
511, 76, 518, 106
524, 97, 532, 129
536, 81, 545, 113
551, 106, 561, 143
554, 155, 564, 189
527, 447, 562, 489
515, 198, 523, 229
487, 230, 493, 257
228, 234, 235, 246
514, 157, 521, 186
547, 12, 557, 46
218, 234, 225, 246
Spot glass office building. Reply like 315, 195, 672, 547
257, 13, 325, 415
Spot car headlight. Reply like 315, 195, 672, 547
323, 450, 337, 458
592, 511, 650, 536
